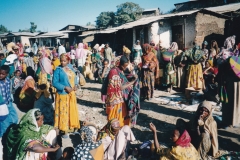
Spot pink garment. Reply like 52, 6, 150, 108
39, 57, 53, 75
75, 43, 86, 59
103, 125, 136, 159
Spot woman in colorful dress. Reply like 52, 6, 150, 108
181, 44, 205, 89
162, 42, 177, 92
132, 40, 142, 65
141, 44, 159, 100
6, 109, 60, 160
149, 123, 199, 160
52, 53, 80, 138
101, 56, 140, 127
75, 43, 86, 73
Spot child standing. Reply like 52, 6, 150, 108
0, 65, 18, 137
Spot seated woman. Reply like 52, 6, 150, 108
177, 101, 219, 160
72, 126, 104, 160
97, 118, 136, 160
149, 123, 199, 160
5, 109, 60, 160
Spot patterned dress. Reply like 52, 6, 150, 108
54, 67, 80, 132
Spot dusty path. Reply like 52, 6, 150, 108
14, 81, 240, 157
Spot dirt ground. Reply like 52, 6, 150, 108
14, 81, 240, 158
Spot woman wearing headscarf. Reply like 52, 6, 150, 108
181, 43, 205, 89
6, 109, 60, 160
177, 101, 219, 159
141, 44, 159, 100
162, 42, 177, 92
101, 56, 140, 127
75, 43, 86, 72
149, 123, 199, 160
132, 40, 142, 65
174, 50, 186, 90
97, 118, 136, 160
52, 53, 80, 138
19, 75, 36, 110
72, 126, 104, 160
36, 57, 53, 95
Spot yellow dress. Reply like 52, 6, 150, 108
186, 63, 203, 89
157, 144, 200, 160
54, 68, 80, 132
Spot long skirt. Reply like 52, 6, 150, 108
141, 69, 155, 99
163, 62, 176, 86
54, 92, 80, 132
176, 66, 186, 89
186, 63, 203, 89
106, 102, 130, 127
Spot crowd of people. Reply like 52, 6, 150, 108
0, 34, 239, 159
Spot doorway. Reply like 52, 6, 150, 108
172, 25, 184, 49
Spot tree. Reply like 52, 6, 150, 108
0, 25, 9, 33
115, 2, 143, 26
96, 11, 115, 28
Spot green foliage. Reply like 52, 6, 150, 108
96, 2, 143, 28
0, 24, 9, 33
116, 2, 143, 25
96, 11, 115, 28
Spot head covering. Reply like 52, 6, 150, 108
136, 40, 140, 43
53, 52, 59, 58
203, 41, 208, 46
75, 43, 86, 59
123, 46, 131, 54
39, 57, 53, 75
97, 118, 121, 140
83, 43, 88, 49
175, 130, 191, 147
198, 100, 212, 114
150, 41, 155, 46
142, 43, 152, 54
60, 53, 71, 61
80, 126, 93, 143
93, 44, 99, 50
70, 46, 74, 49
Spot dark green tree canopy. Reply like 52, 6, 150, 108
96, 2, 143, 28
96, 11, 115, 28
0, 25, 9, 33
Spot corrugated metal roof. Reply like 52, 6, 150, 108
8, 32, 39, 36
143, 8, 159, 12
78, 29, 118, 37
206, 3, 240, 14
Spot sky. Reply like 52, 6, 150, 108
0, 0, 184, 32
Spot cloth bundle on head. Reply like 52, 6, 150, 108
162, 48, 175, 62
93, 44, 99, 50
123, 46, 131, 54
169, 42, 178, 51
75, 43, 86, 59
4, 54, 18, 65
224, 35, 236, 51
98, 44, 105, 52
